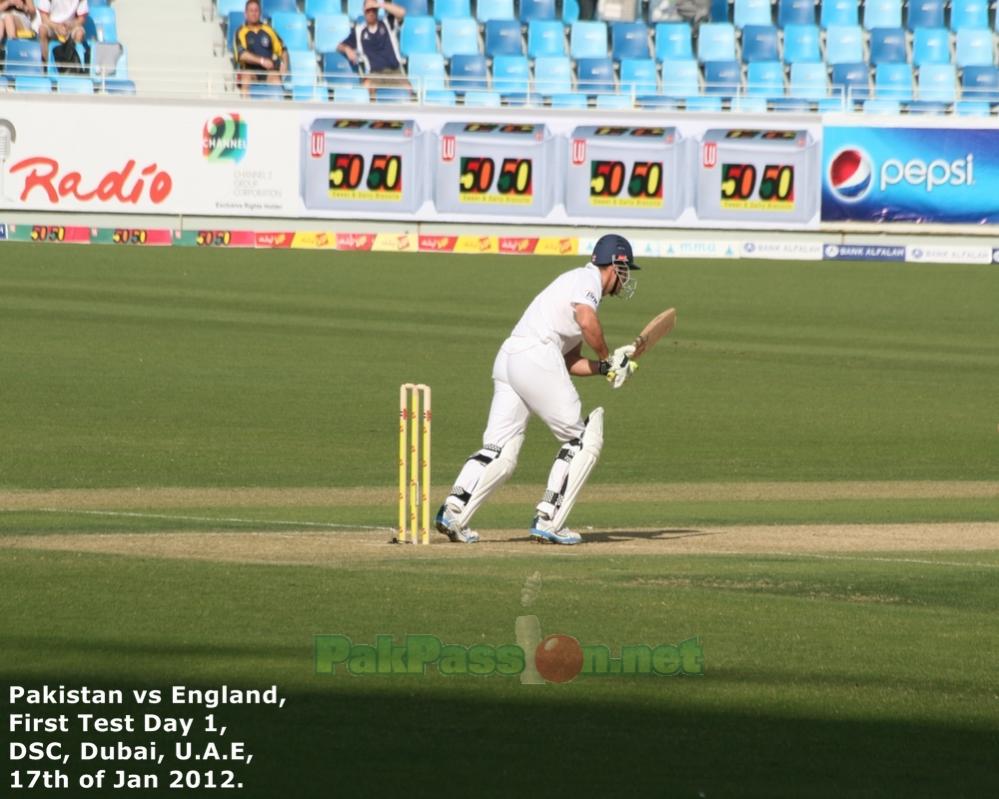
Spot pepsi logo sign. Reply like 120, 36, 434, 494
828, 147, 873, 202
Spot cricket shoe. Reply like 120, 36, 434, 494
529, 517, 582, 545
434, 504, 480, 544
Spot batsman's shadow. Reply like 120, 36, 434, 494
582, 529, 717, 543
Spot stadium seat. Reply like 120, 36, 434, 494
637, 94, 678, 109
464, 89, 502, 105
686, 94, 724, 109
477, 0, 515, 22
911, 26, 950, 65
730, 95, 769, 111
696, 23, 736, 62
826, 25, 864, 64
15, 75, 52, 93
703, 59, 741, 95
305, 0, 342, 21
955, 28, 994, 67
660, 57, 700, 97
434, 0, 472, 21
225, 10, 244, 52
314, 14, 353, 53
322, 51, 361, 85
862, 97, 901, 112
868, 27, 907, 64
285, 49, 320, 89
484, 19, 524, 56
782, 23, 820, 62
654, 22, 693, 61
830, 61, 871, 102
527, 19, 566, 57
955, 99, 990, 114
425, 88, 457, 103
740, 25, 779, 62
570, 21, 609, 59
491, 53, 531, 100
261, 0, 299, 17
292, 84, 329, 100
819, 0, 857, 27
519, 0, 556, 23
400, 15, 438, 57
375, 86, 411, 100
550, 91, 588, 107
733, 0, 773, 27
441, 16, 481, 58
874, 61, 913, 99
788, 59, 827, 99
863, 0, 902, 30
595, 92, 632, 107
961, 64, 999, 100
906, 0, 945, 30
450, 53, 489, 90
271, 12, 311, 50
576, 56, 616, 93
90, 44, 128, 80
777, 0, 815, 26
346, 0, 374, 20
709, 0, 730, 21
104, 78, 136, 94
4, 39, 43, 76
407, 51, 447, 90
57, 75, 95, 93
916, 62, 957, 102
334, 86, 371, 102
86, 6, 118, 42
611, 22, 651, 60
533, 54, 573, 94
248, 81, 285, 98
562, 0, 580, 23
949, 0, 988, 31
620, 57, 658, 95
398, 0, 430, 14
45, 40, 88, 77
746, 59, 784, 98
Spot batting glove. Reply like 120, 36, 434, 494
606, 344, 638, 389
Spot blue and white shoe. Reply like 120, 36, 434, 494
435, 504, 480, 544
529, 517, 582, 545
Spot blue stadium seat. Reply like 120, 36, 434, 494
226, 10, 244, 52
696, 23, 736, 62
961, 64, 999, 100
949, 0, 988, 31
527, 19, 566, 57
955, 27, 994, 66
782, 23, 820, 62
15, 75, 52, 93
398, 0, 430, 14
46, 41, 88, 77
292, 84, 330, 101
620, 57, 658, 95
686, 94, 724, 109
271, 12, 311, 50
4, 39, 43, 76
104, 78, 136, 94
476, 0, 515, 21
703, 59, 742, 96
570, 21, 609, 59
868, 27, 907, 64
285, 50, 320, 89
519, 0, 556, 23
450, 53, 489, 89
261, 0, 299, 17
346, 0, 373, 21
400, 15, 438, 56
434, 0, 472, 21
375, 86, 411, 100
955, 99, 990, 113
218, 0, 245, 16
777, 0, 815, 26
595, 92, 632, 108
576, 56, 615, 93
562, 0, 580, 23
485, 19, 524, 55
874, 61, 914, 99
248, 81, 285, 99
788, 59, 827, 99
654, 22, 693, 61
660, 57, 700, 97
862, 97, 901, 112
709, 0, 730, 21
407, 51, 447, 90
492, 53, 531, 99
830, 61, 870, 102
334, 86, 371, 102
322, 51, 361, 85
746, 59, 784, 98
57, 76, 95, 94
533, 54, 573, 94
741, 25, 779, 62
734, 0, 773, 27
305, 0, 342, 20
441, 16, 481, 58
819, 0, 857, 27
86, 6, 118, 42
907, 0, 945, 30
314, 14, 353, 53
550, 91, 588, 107
912, 26, 950, 65
464, 89, 502, 105
425, 88, 457, 103
730, 95, 769, 111
863, 0, 902, 30
917, 62, 957, 102
611, 22, 651, 60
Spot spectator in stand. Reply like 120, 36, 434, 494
234, 0, 288, 96
336, 0, 409, 98
1, 0, 39, 46
36, 0, 87, 63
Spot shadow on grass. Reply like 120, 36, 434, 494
4, 676, 996, 798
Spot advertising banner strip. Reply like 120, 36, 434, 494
92, 228, 174, 246
822, 244, 906, 261
5, 223, 91, 243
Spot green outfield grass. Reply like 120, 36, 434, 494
2, 242, 998, 797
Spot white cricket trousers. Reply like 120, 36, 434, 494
482, 337, 586, 447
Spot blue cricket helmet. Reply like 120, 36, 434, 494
590, 234, 640, 270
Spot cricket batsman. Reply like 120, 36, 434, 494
435, 234, 641, 545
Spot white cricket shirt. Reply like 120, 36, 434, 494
509, 265, 602, 355
37, 0, 89, 24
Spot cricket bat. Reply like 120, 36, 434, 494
630, 308, 677, 360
